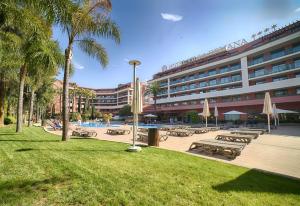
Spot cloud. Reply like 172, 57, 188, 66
73, 61, 84, 70
295, 7, 300, 12
161, 13, 183, 22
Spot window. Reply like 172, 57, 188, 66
230, 63, 241, 70
210, 98, 216, 103
274, 90, 288, 97
250, 55, 264, 65
296, 73, 300, 78
232, 96, 241, 101
254, 68, 266, 77
273, 76, 288, 82
208, 70, 217, 76
255, 93, 264, 99
222, 97, 232, 102
293, 43, 300, 53
199, 82, 207, 87
297, 88, 300, 95
232, 74, 241, 81
295, 59, 300, 68
191, 101, 198, 105
199, 72, 207, 78
220, 76, 231, 84
209, 89, 217, 93
189, 83, 196, 89
270, 49, 285, 59
209, 79, 217, 86
272, 63, 287, 73
220, 66, 229, 73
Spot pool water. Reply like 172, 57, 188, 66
78, 122, 120, 128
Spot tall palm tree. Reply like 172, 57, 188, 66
145, 82, 161, 113
58, 0, 120, 141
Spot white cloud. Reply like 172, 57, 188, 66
73, 61, 84, 70
161, 13, 183, 22
295, 7, 300, 12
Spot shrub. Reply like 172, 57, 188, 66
4, 116, 16, 125
70, 112, 82, 122
185, 111, 200, 124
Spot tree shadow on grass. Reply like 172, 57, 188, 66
15, 147, 126, 153
212, 169, 300, 195
0, 176, 70, 205
0, 139, 60, 142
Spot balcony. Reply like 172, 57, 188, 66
169, 64, 241, 86
249, 62, 300, 79
248, 45, 300, 67
169, 76, 242, 94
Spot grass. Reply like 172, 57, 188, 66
0, 126, 299, 206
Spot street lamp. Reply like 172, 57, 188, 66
127, 60, 142, 152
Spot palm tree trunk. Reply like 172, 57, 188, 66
62, 45, 72, 141
27, 89, 35, 127
0, 73, 5, 127
78, 95, 81, 113
6, 87, 11, 117
154, 95, 157, 113
16, 65, 26, 132
72, 94, 76, 113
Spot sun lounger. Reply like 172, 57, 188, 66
189, 139, 246, 159
206, 126, 220, 131
187, 128, 208, 134
230, 131, 260, 139
215, 133, 254, 144
159, 127, 176, 131
46, 120, 62, 130
137, 133, 168, 142
138, 128, 148, 133
72, 128, 97, 137
166, 129, 193, 137
106, 128, 131, 135
239, 128, 267, 134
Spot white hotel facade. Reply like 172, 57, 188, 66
144, 21, 300, 120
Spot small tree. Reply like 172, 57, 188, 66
118, 105, 131, 117
103, 113, 112, 125
185, 111, 200, 124
145, 82, 161, 113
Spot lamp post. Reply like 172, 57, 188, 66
127, 60, 141, 152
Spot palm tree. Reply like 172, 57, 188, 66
271, 24, 277, 31
58, 0, 120, 141
145, 82, 161, 113
26, 41, 63, 126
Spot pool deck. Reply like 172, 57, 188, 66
46, 125, 300, 179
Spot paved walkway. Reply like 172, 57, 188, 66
47, 125, 300, 179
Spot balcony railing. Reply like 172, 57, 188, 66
248, 45, 300, 66
169, 76, 241, 94
169, 64, 241, 85
249, 62, 300, 79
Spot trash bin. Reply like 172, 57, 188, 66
148, 128, 159, 146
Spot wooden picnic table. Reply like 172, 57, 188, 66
189, 139, 246, 159
230, 131, 260, 139
215, 133, 254, 144
166, 129, 193, 137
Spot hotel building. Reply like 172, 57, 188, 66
91, 83, 134, 114
145, 21, 300, 120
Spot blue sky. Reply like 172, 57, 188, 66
54, 0, 300, 88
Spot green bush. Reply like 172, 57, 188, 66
70, 112, 82, 122
4, 116, 16, 125
185, 111, 200, 124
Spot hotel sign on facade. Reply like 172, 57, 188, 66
161, 38, 248, 72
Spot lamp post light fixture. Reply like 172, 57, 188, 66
127, 60, 142, 152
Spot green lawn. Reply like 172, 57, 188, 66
0, 127, 299, 206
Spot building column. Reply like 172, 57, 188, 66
167, 78, 170, 98
241, 56, 249, 87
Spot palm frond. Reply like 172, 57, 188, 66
78, 37, 108, 67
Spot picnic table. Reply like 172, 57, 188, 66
189, 139, 246, 159
107, 128, 130, 135
215, 133, 254, 144
166, 129, 193, 137
230, 131, 260, 139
